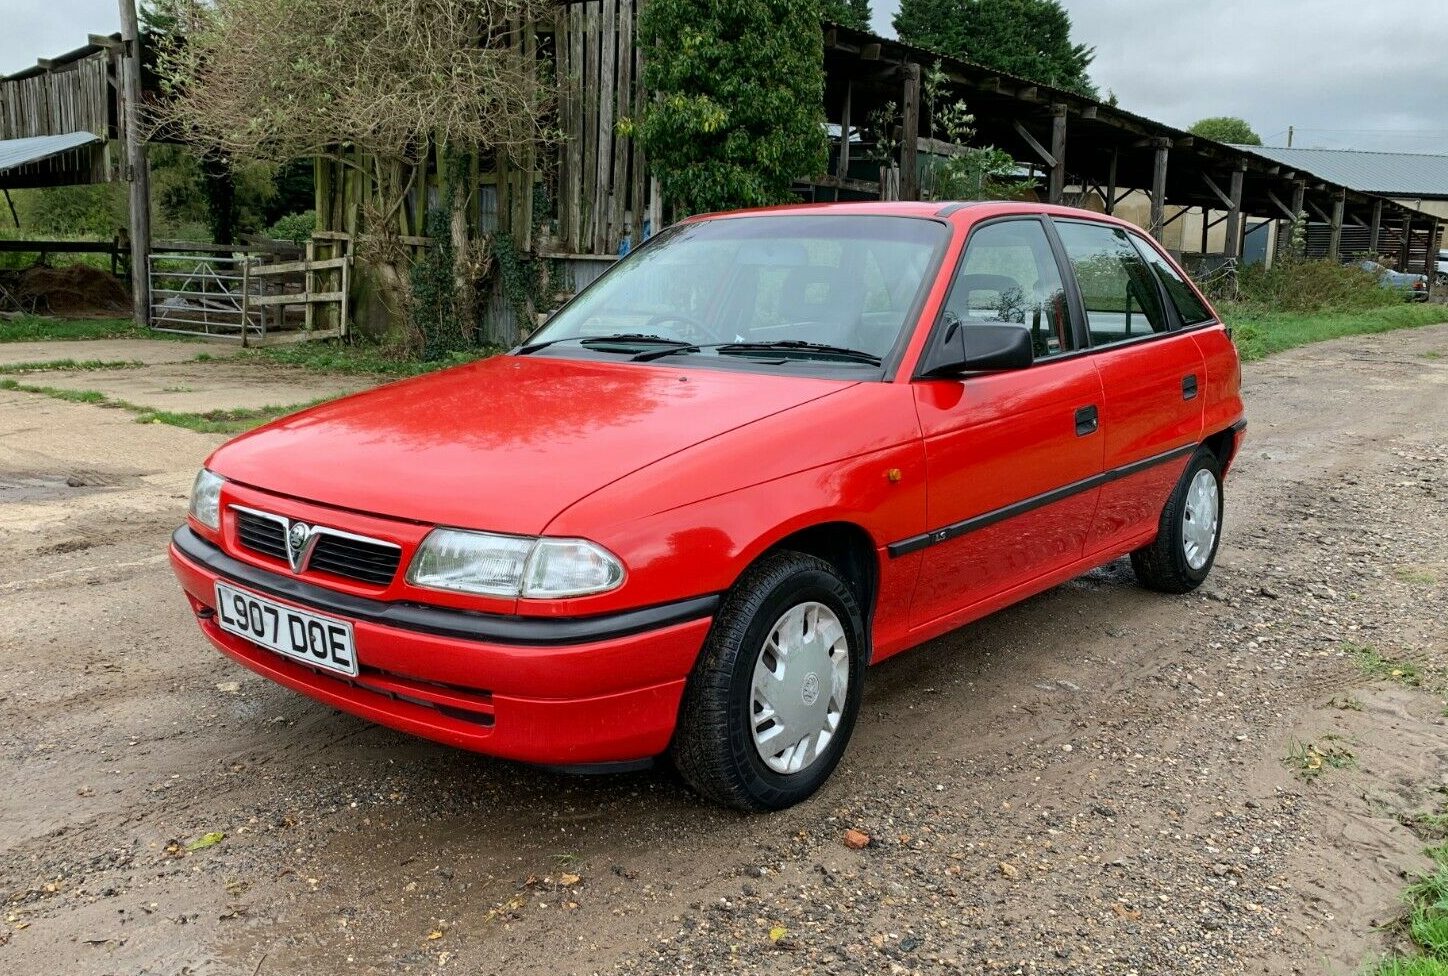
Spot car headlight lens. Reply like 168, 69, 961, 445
189, 468, 224, 530
407, 529, 625, 599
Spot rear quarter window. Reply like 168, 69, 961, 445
1129, 234, 1215, 325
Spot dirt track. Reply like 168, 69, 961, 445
3, 326, 1448, 975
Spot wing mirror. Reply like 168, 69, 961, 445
920, 318, 1034, 376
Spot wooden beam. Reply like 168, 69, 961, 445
1012, 120, 1056, 168
1264, 190, 1297, 221
1327, 191, 1345, 261
1148, 139, 1170, 240
88, 33, 122, 51
1428, 219, 1440, 298
1174, 136, 1196, 149
118, 0, 150, 328
1104, 149, 1118, 215
1223, 165, 1245, 260
1048, 105, 1067, 205
861, 42, 882, 60
1201, 173, 1233, 211
900, 63, 921, 201
1017, 86, 1038, 102
1080, 105, 1098, 120
835, 82, 853, 182
1369, 198, 1383, 253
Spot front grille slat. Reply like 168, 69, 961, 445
231, 507, 402, 587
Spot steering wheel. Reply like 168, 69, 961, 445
642, 312, 711, 344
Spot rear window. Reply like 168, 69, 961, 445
1129, 235, 1214, 325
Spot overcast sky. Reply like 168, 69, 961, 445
6, 0, 1446, 154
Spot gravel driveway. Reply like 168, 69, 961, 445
2, 325, 1447, 975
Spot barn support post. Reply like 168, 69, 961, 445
1148, 138, 1170, 240
1200, 207, 1209, 255
1327, 191, 1345, 261
900, 63, 921, 201
1369, 198, 1383, 255
1104, 149, 1118, 215
117, 0, 151, 328
1399, 215, 1413, 270
1223, 164, 1245, 260
1048, 104, 1067, 205
1425, 218, 1439, 298
836, 82, 853, 183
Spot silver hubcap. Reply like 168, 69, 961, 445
1182, 468, 1220, 571
750, 601, 850, 775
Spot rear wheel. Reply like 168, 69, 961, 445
1131, 447, 1223, 594
672, 551, 866, 811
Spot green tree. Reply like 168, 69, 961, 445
893, 0, 1097, 97
822, 0, 871, 30
1188, 116, 1262, 146
638, 0, 829, 216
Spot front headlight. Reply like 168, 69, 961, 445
189, 468, 224, 530
407, 529, 625, 599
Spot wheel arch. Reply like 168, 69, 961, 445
755, 520, 880, 656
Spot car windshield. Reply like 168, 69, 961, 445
520, 214, 948, 372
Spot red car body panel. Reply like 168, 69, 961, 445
170, 201, 1245, 768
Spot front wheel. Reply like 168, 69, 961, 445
672, 551, 866, 811
1130, 447, 1223, 593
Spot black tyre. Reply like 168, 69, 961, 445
1131, 447, 1223, 594
672, 551, 866, 812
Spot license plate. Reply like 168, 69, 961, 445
213, 581, 358, 677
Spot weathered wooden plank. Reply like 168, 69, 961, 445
593, 0, 617, 254
609, 0, 633, 252
631, 0, 648, 243
580, 2, 600, 251
249, 290, 346, 307
569, 3, 586, 252
250, 256, 349, 277
554, 4, 571, 247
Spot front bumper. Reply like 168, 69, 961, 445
170, 527, 716, 766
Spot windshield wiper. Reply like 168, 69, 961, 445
516, 333, 694, 355
713, 340, 882, 365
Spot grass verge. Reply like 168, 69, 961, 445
1224, 304, 1448, 362
1368, 844, 1448, 975
0, 358, 145, 372
0, 378, 321, 434
0, 316, 142, 342
252, 340, 500, 378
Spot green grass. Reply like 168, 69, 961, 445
1345, 641, 1424, 687
1224, 304, 1448, 362
0, 377, 321, 434
1367, 845, 1448, 975
0, 316, 141, 342
0, 358, 145, 373
252, 339, 500, 378
1283, 738, 1356, 782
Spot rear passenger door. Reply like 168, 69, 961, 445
1051, 219, 1205, 557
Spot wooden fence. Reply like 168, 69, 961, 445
555, 0, 661, 257
0, 52, 111, 141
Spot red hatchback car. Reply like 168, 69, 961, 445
171, 202, 1245, 811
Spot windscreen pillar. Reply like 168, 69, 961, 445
900, 63, 921, 201
1327, 191, 1345, 262
1148, 138, 1170, 241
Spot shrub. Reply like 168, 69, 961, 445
266, 210, 316, 245
1221, 257, 1395, 316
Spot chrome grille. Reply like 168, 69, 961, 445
231, 506, 402, 587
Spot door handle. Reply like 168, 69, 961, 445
1182, 373, 1199, 400
1074, 404, 1098, 437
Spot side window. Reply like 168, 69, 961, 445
1054, 221, 1168, 346
942, 220, 1072, 358
1128, 234, 1215, 325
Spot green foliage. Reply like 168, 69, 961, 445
0, 317, 140, 342
1231, 257, 1395, 315
409, 208, 468, 359
822, 0, 871, 29
917, 62, 1033, 201
1225, 305, 1448, 362
639, 0, 828, 216
255, 339, 496, 377
267, 211, 316, 245
8, 184, 128, 240
1188, 116, 1262, 146
893, 0, 1097, 97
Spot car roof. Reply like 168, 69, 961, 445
686, 200, 1145, 232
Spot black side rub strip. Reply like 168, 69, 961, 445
172, 527, 720, 646
886, 442, 1198, 558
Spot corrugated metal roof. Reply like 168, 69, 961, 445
0, 131, 102, 173
1235, 146, 1448, 198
